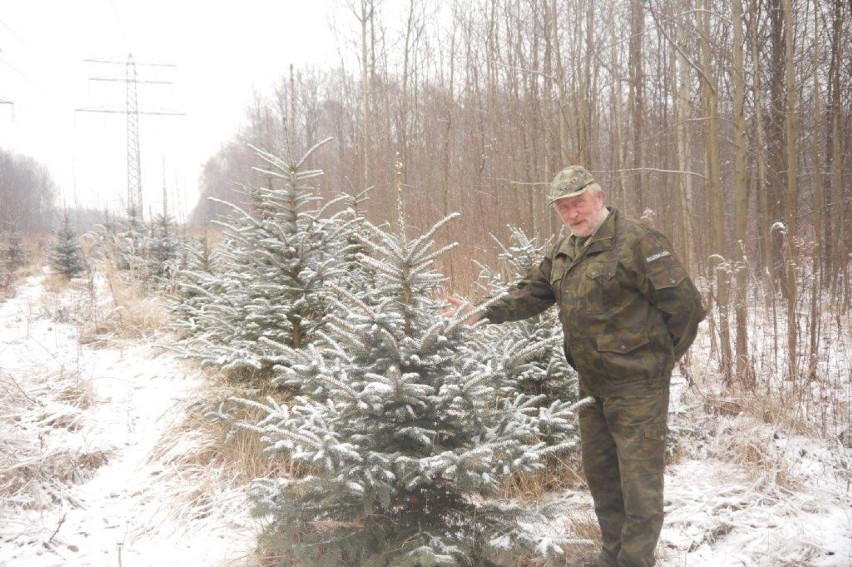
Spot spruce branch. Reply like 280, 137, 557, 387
504, 336, 563, 369
409, 213, 461, 252
325, 281, 378, 317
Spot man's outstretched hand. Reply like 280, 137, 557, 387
442, 295, 483, 324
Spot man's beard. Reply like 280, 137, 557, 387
569, 208, 608, 237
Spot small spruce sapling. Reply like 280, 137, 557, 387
2, 231, 26, 272
50, 213, 87, 280
172, 139, 357, 379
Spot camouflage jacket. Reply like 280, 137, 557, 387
483, 208, 705, 397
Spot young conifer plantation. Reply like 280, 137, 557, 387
237, 212, 583, 566
174, 148, 587, 565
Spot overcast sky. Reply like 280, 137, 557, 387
0, 0, 343, 220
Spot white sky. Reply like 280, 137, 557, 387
0, 0, 343, 220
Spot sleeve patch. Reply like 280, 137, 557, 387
645, 250, 671, 264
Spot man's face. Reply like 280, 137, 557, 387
552, 189, 606, 237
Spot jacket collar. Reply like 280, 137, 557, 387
587, 208, 616, 254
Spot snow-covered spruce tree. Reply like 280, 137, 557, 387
1, 231, 26, 272
50, 213, 87, 280
147, 207, 184, 284
97, 204, 185, 291
0, 240, 9, 293
240, 211, 583, 566
170, 231, 227, 339
474, 227, 578, 420
0, 231, 23, 292
172, 139, 357, 380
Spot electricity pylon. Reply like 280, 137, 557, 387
76, 54, 183, 222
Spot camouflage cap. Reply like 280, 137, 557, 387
548, 165, 596, 205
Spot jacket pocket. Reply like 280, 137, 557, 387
596, 330, 649, 355
583, 261, 618, 314
649, 266, 686, 290
595, 331, 654, 383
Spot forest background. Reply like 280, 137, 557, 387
186, 0, 850, 392
3, 0, 851, 423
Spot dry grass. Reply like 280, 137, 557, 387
76, 268, 170, 345
37, 275, 96, 329
32, 244, 172, 346
41, 271, 78, 293
510, 511, 599, 566
1, 448, 112, 509
559, 511, 602, 564
0, 367, 106, 510
675, 379, 806, 492
150, 387, 288, 482
137, 381, 290, 536
499, 454, 586, 504
35, 269, 170, 350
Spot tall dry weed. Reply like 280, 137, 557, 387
77, 265, 170, 345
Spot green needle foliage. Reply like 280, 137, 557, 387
50, 213, 87, 280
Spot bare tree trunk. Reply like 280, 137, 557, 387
628, 0, 645, 213
700, 0, 731, 379
782, 0, 800, 381
732, 0, 753, 387
609, 6, 627, 208
354, 0, 375, 190
750, 0, 769, 278
552, 0, 571, 165
826, 0, 845, 296
576, 0, 594, 166
767, 0, 789, 300
543, 0, 556, 235
807, 0, 823, 382
442, 7, 457, 291
675, 1, 694, 269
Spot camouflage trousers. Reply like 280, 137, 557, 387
579, 383, 670, 567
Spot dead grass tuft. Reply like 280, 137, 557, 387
499, 454, 585, 503
561, 510, 601, 563
0, 448, 112, 509
42, 272, 75, 293
136, 383, 291, 537
150, 391, 288, 482
77, 269, 170, 345
677, 385, 804, 491
35, 274, 95, 326
512, 511, 599, 566
0, 368, 108, 510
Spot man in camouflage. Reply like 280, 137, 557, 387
448, 166, 705, 566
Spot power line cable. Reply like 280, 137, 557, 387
108, 0, 128, 49
0, 16, 63, 102
0, 17, 28, 46
0, 55, 56, 98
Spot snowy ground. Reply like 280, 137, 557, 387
1, 272, 850, 566
0, 274, 256, 567
660, 379, 852, 566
